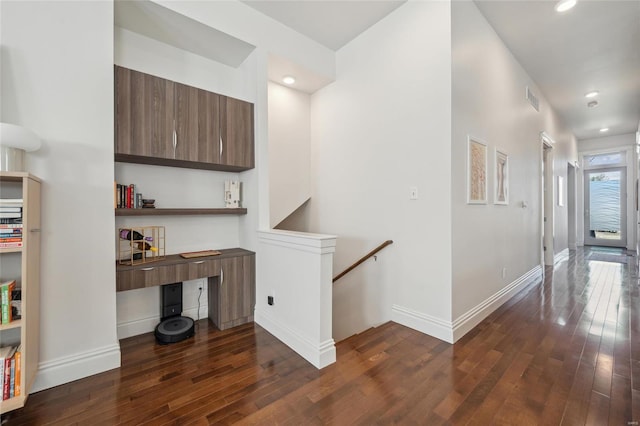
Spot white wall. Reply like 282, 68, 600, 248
577, 133, 637, 250
268, 82, 311, 228
451, 2, 578, 328
0, 1, 120, 390
309, 2, 453, 342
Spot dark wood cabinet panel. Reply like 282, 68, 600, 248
175, 83, 221, 163
115, 66, 174, 160
115, 66, 253, 171
220, 96, 255, 169
208, 253, 255, 330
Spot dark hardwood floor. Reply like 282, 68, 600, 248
3, 247, 639, 425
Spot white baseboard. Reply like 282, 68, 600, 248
31, 343, 121, 393
117, 305, 208, 340
391, 305, 454, 343
569, 243, 577, 250
451, 265, 542, 341
255, 308, 336, 369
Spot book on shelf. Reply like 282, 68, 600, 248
14, 346, 21, 397
0, 241, 23, 248
0, 218, 22, 225
1, 280, 16, 324
115, 182, 141, 209
0, 207, 21, 213
0, 212, 21, 219
1, 346, 17, 400
0, 199, 22, 208
0, 238, 22, 243
0, 224, 23, 229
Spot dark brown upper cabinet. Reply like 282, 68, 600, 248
115, 66, 175, 160
221, 96, 255, 169
114, 65, 254, 172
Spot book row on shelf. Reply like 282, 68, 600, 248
0, 345, 22, 401
0, 198, 23, 249
1, 280, 20, 325
115, 182, 142, 209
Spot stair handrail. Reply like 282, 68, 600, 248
332, 240, 393, 283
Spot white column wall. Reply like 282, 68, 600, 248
0, 0, 120, 391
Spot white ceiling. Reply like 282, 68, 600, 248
242, 0, 406, 51
244, 0, 640, 141
475, 0, 640, 141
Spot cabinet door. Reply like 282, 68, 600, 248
114, 66, 174, 159
220, 97, 254, 169
175, 83, 221, 164
210, 254, 255, 330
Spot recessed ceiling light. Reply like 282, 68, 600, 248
584, 91, 599, 98
555, 0, 577, 12
587, 100, 599, 108
282, 76, 296, 85
600, 127, 609, 132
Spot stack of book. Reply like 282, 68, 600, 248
115, 182, 143, 209
0, 345, 21, 400
1, 280, 17, 325
0, 199, 23, 249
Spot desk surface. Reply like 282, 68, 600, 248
116, 248, 254, 272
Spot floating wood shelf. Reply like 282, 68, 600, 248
115, 208, 247, 216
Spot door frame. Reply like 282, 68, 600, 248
583, 166, 627, 248
567, 162, 578, 250
541, 132, 555, 267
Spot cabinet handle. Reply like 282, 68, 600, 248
220, 267, 224, 285
29, 228, 41, 233
191, 260, 205, 264
219, 135, 223, 158
140, 267, 155, 271
173, 128, 177, 158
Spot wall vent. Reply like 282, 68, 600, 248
526, 86, 539, 112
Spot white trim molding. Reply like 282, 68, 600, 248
391, 305, 454, 343
32, 343, 121, 393
255, 309, 336, 369
452, 265, 542, 341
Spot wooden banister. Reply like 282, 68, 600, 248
333, 240, 393, 283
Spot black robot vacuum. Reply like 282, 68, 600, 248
155, 282, 195, 344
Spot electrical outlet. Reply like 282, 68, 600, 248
409, 186, 418, 200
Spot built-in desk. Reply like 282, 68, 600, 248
116, 248, 255, 330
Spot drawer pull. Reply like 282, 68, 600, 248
140, 267, 155, 271
191, 260, 205, 265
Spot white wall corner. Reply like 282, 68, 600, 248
391, 305, 454, 344
31, 344, 121, 393
255, 309, 336, 368
452, 265, 543, 342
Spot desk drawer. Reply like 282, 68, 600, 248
186, 258, 220, 280
116, 264, 180, 291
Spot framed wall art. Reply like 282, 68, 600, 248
467, 136, 487, 204
494, 148, 509, 205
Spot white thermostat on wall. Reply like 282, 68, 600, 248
225, 180, 241, 208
